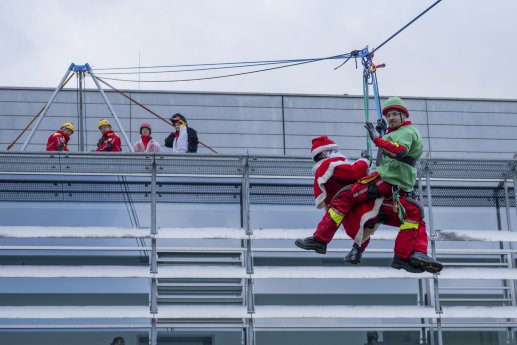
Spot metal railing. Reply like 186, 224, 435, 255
0, 152, 516, 345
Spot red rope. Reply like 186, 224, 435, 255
95, 76, 218, 154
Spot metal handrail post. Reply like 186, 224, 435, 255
510, 170, 517, 342
88, 65, 134, 152
151, 158, 157, 238
418, 177, 431, 345
241, 156, 255, 344
150, 318, 157, 345
241, 156, 254, 274
150, 157, 158, 345
242, 156, 251, 236
21, 65, 74, 151
246, 318, 255, 345
425, 165, 443, 345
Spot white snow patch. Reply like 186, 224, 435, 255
0, 306, 149, 319
157, 265, 246, 279
0, 226, 148, 238
437, 229, 517, 242
158, 305, 248, 319
442, 306, 517, 319
158, 227, 244, 239
0, 266, 150, 278
254, 266, 433, 279
254, 305, 437, 319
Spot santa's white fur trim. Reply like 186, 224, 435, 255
311, 143, 339, 158
354, 197, 384, 246
314, 159, 353, 209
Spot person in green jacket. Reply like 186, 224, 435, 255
297, 97, 442, 274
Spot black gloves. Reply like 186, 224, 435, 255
365, 122, 379, 141
375, 118, 387, 135
360, 149, 372, 166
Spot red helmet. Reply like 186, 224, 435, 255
140, 122, 151, 134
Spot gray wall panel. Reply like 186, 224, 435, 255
128, 104, 281, 121
426, 99, 517, 113
286, 121, 430, 138
284, 108, 364, 122
428, 124, 517, 139
0, 89, 53, 102
428, 111, 517, 126
0, 87, 516, 159
284, 95, 364, 110
284, 108, 428, 125
429, 138, 516, 154
129, 91, 282, 107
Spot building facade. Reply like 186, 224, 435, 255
0, 87, 516, 345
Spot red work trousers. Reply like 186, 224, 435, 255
313, 172, 428, 259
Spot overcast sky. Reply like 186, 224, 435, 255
0, 0, 515, 99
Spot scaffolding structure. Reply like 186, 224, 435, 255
0, 152, 516, 345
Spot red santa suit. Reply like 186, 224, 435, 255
46, 130, 70, 151
96, 130, 122, 152
310, 136, 373, 246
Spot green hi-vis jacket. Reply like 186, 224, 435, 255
376, 123, 423, 192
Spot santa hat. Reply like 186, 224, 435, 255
311, 136, 339, 159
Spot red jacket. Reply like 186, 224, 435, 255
96, 130, 122, 152
313, 155, 369, 209
46, 130, 70, 151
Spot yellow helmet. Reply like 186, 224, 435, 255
98, 119, 111, 128
60, 122, 75, 133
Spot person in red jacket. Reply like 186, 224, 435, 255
96, 119, 122, 152
299, 97, 442, 274
294, 136, 404, 266
295, 136, 371, 255
46, 122, 75, 151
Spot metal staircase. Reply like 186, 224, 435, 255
156, 250, 245, 305
0, 153, 517, 345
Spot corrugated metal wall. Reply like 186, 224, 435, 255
1, 87, 516, 159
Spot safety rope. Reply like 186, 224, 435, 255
370, 0, 443, 56
94, 76, 218, 153
97, 51, 366, 83
362, 74, 371, 158
96, 60, 310, 75
361, 52, 386, 164
93, 0, 442, 84
93, 54, 357, 72
7, 73, 75, 150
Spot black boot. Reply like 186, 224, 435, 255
344, 243, 363, 264
294, 236, 327, 254
391, 256, 424, 273
409, 251, 443, 273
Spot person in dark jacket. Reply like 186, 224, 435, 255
164, 113, 198, 153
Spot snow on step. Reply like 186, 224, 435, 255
0, 266, 150, 278
254, 305, 437, 319
158, 305, 247, 319
0, 306, 149, 319
0, 226, 148, 238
